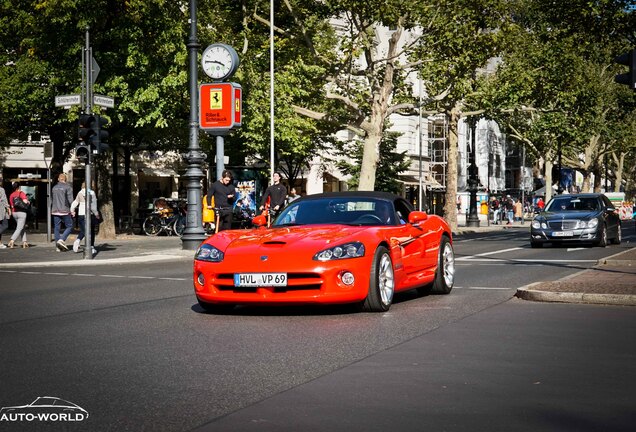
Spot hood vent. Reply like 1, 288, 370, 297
262, 241, 287, 246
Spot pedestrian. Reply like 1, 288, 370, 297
70, 181, 100, 255
0, 176, 11, 248
287, 187, 300, 205
536, 196, 545, 212
51, 172, 75, 251
514, 199, 523, 223
504, 195, 514, 225
207, 170, 236, 231
490, 196, 500, 224
260, 172, 287, 218
8, 182, 30, 248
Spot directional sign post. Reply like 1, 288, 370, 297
94, 94, 115, 109
54, 94, 81, 109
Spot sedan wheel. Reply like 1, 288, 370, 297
596, 224, 608, 247
612, 224, 622, 245
361, 246, 394, 312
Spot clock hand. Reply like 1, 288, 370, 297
204, 60, 225, 66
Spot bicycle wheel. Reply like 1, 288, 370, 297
173, 215, 186, 236
143, 215, 163, 236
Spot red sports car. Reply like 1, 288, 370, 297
193, 191, 455, 313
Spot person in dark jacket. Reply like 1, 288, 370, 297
259, 172, 287, 218
207, 170, 236, 231
52, 173, 75, 251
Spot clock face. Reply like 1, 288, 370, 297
202, 44, 238, 80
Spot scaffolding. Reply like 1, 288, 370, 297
428, 114, 448, 192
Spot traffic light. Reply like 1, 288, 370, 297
75, 143, 90, 162
614, 49, 636, 90
92, 115, 109, 154
78, 114, 95, 144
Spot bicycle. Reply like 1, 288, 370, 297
143, 199, 186, 236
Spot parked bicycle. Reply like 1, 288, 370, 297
143, 198, 186, 236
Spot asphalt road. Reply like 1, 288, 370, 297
0, 227, 634, 431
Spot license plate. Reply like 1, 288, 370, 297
234, 273, 287, 287
552, 231, 573, 237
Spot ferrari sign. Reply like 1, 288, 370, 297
199, 82, 242, 132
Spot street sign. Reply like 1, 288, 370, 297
94, 94, 115, 108
91, 57, 100, 84
55, 94, 81, 108
199, 82, 242, 132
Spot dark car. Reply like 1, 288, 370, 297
530, 193, 621, 248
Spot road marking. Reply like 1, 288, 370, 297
0, 269, 190, 281
453, 286, 512, 290
456, 258, 598, 263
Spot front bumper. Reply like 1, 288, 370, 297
193, 260, 373, 306
530, 228, 599, 243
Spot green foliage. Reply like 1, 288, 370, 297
335, 130, 410, 194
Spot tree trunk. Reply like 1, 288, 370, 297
358, 130, 382, 191
443, 107, 460, 231
96, 157, 116, 240
613, 152, 624, 193
581, 171, 592, 192
544, 160, 553, 202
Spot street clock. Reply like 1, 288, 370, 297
201, 44, 240, 81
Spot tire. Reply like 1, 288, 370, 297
530, 241, 543, 248
429, 235, 455, 294
143, 215, 162, 236
197, 298, 234, 314
173, 215, 186, 236
611, 224, 622, 245
361, 246, 394, 312
596, 224, 607, 247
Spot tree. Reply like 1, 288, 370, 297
334, 130, 411, 193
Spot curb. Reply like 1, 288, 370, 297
0, 252, 194, 268
515, 282, 636, 306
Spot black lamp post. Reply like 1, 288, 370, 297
466, 117, 480, 227
181, 0, 207, 250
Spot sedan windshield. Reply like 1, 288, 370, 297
274, 198, 396, 226
545, 197, 599, 212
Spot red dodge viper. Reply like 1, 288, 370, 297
193, 191, 455, 313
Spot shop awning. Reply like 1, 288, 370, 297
138, 168, 179, 177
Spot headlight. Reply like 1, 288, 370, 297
531, 220, 541, 229
587, 218, 598, 229
314, 242, 365, 261
195, 244, 224, 262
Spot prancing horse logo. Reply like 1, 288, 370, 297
260, 256, 268, 261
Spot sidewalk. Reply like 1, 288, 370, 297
0, 232, 194, 267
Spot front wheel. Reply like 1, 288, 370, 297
143, 215, 162, 236
361, 246, 394, 312
596, 224, 607, 247
611, 224, 622, 245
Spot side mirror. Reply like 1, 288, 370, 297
252, 214, 267, 227
408, 211, 428, 225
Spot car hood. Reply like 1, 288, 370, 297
539, 210, 600, 220
209, 225, 372, 252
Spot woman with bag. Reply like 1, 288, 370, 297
0, 176, 11, 248
8, 182, 29, 248
70, 181, 100, 255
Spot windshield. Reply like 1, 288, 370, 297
273, 197, 397, 226
545, 196, 599, 212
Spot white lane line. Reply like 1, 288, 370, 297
460, 247, 525, 259
127, 276, 156, 279
157, 277, 189, 281
454, 286, 513, 290
456, 258, 598, 263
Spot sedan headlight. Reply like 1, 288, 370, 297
532, 220, 548, 229
314, 242, 365, 261
586, 218, 598, 229
195, 244, 224, 262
